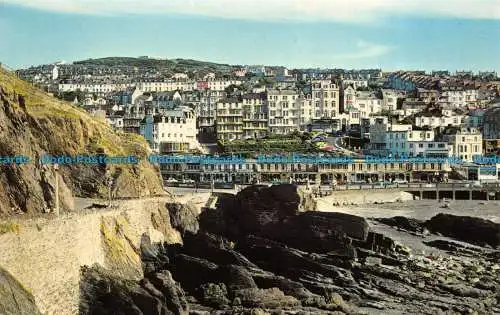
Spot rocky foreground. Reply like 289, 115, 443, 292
80, 185, 500, 314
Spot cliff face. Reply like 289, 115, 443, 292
0, 66, 164, 214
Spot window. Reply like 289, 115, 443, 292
428, 143, 434, 148
419, 143, 424, 148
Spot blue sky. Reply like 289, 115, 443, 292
1, 0, 499, 72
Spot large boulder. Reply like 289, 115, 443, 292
182, 232, 257, 268
222, 184, 316, 236
79, 264, 188, 315
166, 254, 218, 293
375, 216, 425, 233
209, 185, 366, 256
425, 214, 500, 248
268, 212, 368, 255
166, 202, 199, 235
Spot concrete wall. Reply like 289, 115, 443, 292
316, 189, 413, 209
0, 197, 181, 315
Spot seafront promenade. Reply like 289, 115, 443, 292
166, 180, 500, 201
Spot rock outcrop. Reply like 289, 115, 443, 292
79, 264, 189, 315
0, 67, 164, 215
425, 213, 500, 248
79, 185, 500, 314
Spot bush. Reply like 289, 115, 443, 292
0, 221, 20, 234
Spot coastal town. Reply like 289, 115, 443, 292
1, 1, 500, 314
15, 58, 500, 187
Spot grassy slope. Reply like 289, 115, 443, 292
74, 57, 235, 71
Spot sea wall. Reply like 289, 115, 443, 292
0, 197, 182, 315
316, 189, 414, 210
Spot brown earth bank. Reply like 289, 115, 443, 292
79, 184, 500, 315
0, 67, 164, 216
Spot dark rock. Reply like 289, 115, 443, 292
354, 232, 397, 255
182, 232, 257, 268
423, 239, 487, 257
84, 203, 108, 209
146, 271, 189, 314
234, 288, 300, 309
425, 214, 500, 248
196, 283, 230, 309
439, 284, 491, 298
140, 234, 169, 275
251, 271, 326, 304
217, 185, 314, 238
375, 216, 425, 233
79, 264, 188, 315
215, 265, 257, 295
167, 254, 218, 292
267, 212, 362, 256
166, 202, 199, 235
237, 235, 356, 288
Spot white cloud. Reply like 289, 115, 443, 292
318, 40, 393, 63
5, 0, 500, 21
346, 40, 392, 59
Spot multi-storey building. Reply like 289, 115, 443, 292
267, 89, 301, 134
140, 106, 197, 153
342, 85, 356, 112
135, 80, 197, 92
386, 127, 446, 158
380, 89, 401, 112
310, 80, 340, 118
342, 78, 368, 89
198, 90, 227, 134
58, 82, 135, 93
439, 87, 479, 108
352, 91, 382, 118
416, 88, 440, 104
414, 111, 465, 128
441, 127, 483, 162
216, 98, 244, 141
242, 93, 268, 139
206, 79, 243, 91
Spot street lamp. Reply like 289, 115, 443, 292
105, 170, 114, 207
54, 164, 59, 216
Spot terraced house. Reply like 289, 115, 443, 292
267, 89, 301, 134
242, 93, 268, 139
216, 98, 244, 141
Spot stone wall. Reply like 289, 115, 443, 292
0, 197, 181, 315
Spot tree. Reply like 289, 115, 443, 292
397, 98, 405, 110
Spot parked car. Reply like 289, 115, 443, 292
393, 179, 408, 184
311, 136, 327, 143
182, 179, 195, 183
376, 181, 393, 186
165, 178, 178, 183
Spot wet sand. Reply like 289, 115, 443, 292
317, 199, 500, 223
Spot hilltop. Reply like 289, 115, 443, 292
0, 65, 164, 215
73, 56, 238, 73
